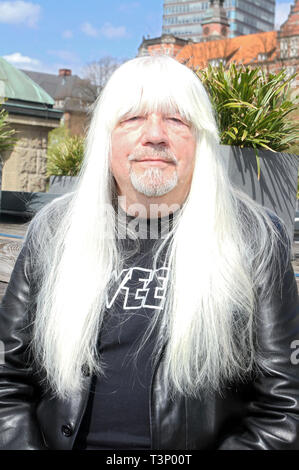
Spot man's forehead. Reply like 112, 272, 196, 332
117, 99, 191, 120
120, 109, 185, 119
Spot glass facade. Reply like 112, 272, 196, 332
162, 0, 276, 41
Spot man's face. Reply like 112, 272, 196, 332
110, 111, 197, 203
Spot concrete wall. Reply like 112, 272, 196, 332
2, 114, 59, 192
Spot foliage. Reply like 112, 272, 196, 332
197, 63, 299, 179
47, 127, 84, 176
47, 125, 70, 150
0, 107, 16, 154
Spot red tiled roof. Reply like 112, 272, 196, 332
176, 31, 278, 70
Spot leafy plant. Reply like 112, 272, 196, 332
0, 106, 16, 154
197, 63, 299, 179
47, 129, 84, 176
47, 125, 69, 150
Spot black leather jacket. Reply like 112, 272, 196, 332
0, 233, 299, 450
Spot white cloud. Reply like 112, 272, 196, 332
81, 21, 98, 37
100, 22, 127, 39
275, 1, 292, 29
62, 29, 73, 39
0, 1, 41, 27
3, 52, 84, 75
3, 51, 40, 66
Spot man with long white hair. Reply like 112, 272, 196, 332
0, 55, 298, 450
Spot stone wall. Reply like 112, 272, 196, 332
1, 114, 60, 192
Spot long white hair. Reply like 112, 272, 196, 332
26, 55, 290, 399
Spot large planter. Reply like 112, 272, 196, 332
48, 175, 79, 194
0, 191, 59, 218
0, 176, 77, 218
221, 145, 298, 242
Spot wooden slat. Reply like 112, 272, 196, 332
0, 239, 23, 283
0, 222, 29, 238
0, 215, 27, 285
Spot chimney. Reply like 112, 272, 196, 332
59, 69, 72, 77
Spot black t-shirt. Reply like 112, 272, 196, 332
74, 212, 174, 450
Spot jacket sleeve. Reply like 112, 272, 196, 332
218, 228, 299, 450
0, 240, 47, 449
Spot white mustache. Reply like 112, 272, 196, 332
128, 148, 178, 165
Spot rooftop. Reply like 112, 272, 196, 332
22, 69, 96, 103
176, 30, 277, 69
0, 57, 54, 105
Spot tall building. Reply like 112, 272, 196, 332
175, 0, 299, 82
162, 0, 276, 41
140, 0, 299, 88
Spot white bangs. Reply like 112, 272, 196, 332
97, 55, 218, 136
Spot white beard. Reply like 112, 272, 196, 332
130, 166, 178, 197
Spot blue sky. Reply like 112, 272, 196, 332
0, 0, 295, 77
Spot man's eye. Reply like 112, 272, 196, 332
126, 116, 142, 122
168, 117, 184, 124
119, 116, 139, 125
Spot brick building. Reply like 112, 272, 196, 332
278, 0, 299, 80
176, 0, 298, 77
22, 68, 96, 136
139, 0, 299, 88
138, 34, 192, 57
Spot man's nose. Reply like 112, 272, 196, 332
140, 114, 169, 146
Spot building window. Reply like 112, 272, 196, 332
290, 38, 298, 58
209, 58, 227, 67
55, 100, 64, 109
280, 39, 288, 58
258, 53, 267, 61
286, 66, 296, 80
